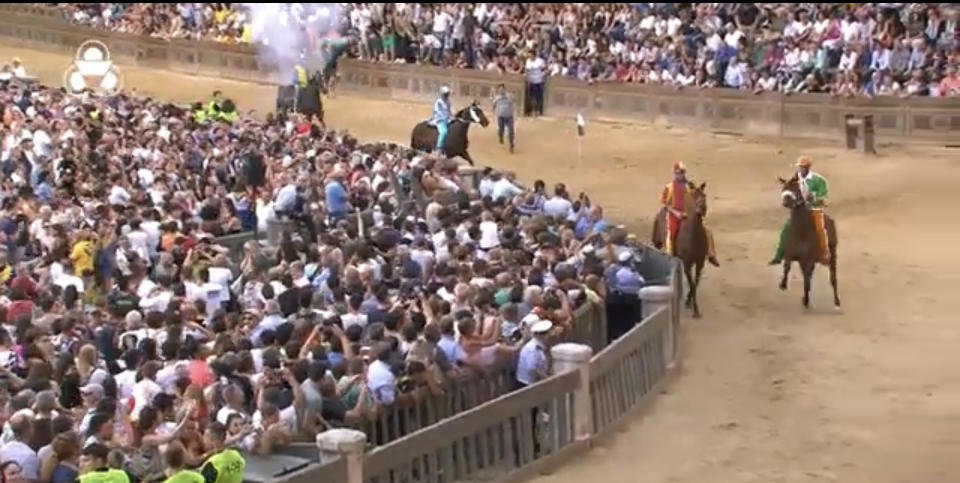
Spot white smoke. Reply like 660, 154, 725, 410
240, 3, 344, 75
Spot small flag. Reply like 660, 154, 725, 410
576, 112, 586, 137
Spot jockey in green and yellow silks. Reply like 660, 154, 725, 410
771, 156, 830, 265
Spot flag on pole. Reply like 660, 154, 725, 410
576, 112, 586, 137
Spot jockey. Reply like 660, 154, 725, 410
660, 161, 720, 266
770, 155, 829, 265
429, 85, 453, 154
292, 54, 308, 89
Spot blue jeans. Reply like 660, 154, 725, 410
497, 116, 515, 147
435, 121, 449, 151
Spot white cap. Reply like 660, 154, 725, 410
521, 313, 541, 327
439, 85, 451, 95
531, 320, 553, 334
617, 251, 633, 263
282, 155, 294, 168
580, 245, 595, 255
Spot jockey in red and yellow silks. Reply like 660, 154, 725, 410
661, 161, 720, 266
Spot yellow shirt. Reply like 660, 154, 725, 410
214, 9, 229, 24
241, 24, 252, 43
71, 240, 95, 275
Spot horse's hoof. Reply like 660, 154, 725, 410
692, 312, 702, 319
834, 305, 841, 311
779, 282, 788, 291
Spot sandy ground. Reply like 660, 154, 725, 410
11, 47, 960, 483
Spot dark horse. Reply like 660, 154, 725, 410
651, 182, 710, 318
778, 176, 840, 309
410, 102, 490, 166
276, 71, 325, 123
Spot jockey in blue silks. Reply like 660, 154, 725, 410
429, 85, 453, 154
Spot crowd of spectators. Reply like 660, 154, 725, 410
0, 47, 643, 481
33, 3, 960, 98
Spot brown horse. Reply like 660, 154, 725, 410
778, 177, 841, 309
651, 182, 710, 318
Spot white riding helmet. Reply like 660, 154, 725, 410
439, 85, 451, 95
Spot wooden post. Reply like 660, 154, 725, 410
862, 115, 876, 155
843, 114, 860, 150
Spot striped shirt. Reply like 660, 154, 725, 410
492, 93, 515, 119
525, 58, 546, 84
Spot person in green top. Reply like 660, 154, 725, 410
191, 102, 207, 124
162, 442, 204, 483
78, 443, 130, 483
771, 155, 830, 265
320, 36, 353, 96
199, 423, 245, 483
217, 99, 238, 123
206, 90, 223, 119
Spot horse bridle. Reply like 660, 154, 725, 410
780, 185, 808, 208
456, 105, 482, 124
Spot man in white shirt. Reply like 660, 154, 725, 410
542, 185, 572, 218
139, 276, 174, 313
490, 172, 522, 201
273, 175, 299, 215
0, 415, 39, 480
524, 56, 546, 116
10, 58, 26, 78
53, 263, 84, 293
125, 219, 151, 264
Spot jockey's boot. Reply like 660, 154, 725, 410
769, 222, 788, 265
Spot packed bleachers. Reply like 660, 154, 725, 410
31, 3, 960, 97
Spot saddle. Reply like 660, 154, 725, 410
424, 119, 463, 129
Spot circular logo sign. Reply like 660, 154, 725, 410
62, 40, 122, 96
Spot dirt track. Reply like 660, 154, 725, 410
12, 46, 960, 483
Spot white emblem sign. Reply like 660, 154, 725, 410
62, 40, 122, 95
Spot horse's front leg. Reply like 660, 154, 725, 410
779, 260, 791, 291
691, 261, 704, 318
683, 262, 695, 309
460, 151, 476, 166
802, 262, 815, 308
829, 253, 841, 309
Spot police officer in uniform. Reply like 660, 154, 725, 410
78, 444, 131, 483
513, 318, 553, 461
206, 90, 223, 120
163, 442, 205, 483
605, 250, 644, 343
492, 83, 516, 153
515, 318, 553, 390
199, 423, 246, 483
